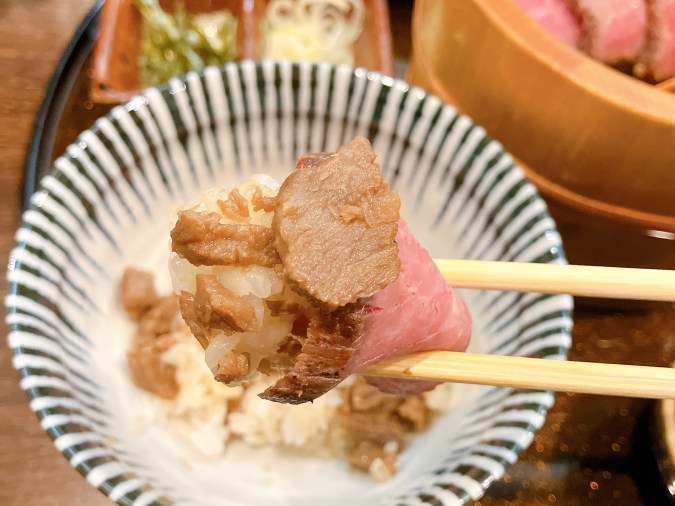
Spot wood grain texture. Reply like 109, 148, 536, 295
0, 2, 111, 505
0, 406, 111, 506
408, 0, 675, 220
434, 259, 675, 301
363, 351, 675, 399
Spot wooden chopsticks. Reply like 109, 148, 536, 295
362, 352, 675, 399
433, 259, 675, 301
362, 260, 675, 399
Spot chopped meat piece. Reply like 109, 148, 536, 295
273, 137, 401, 309
349, 441, 399, 475
636, 0, 675, 81
265, 300, 302, 317
214, 350, 250, 383
513, 0, 582, 47
277, 335, 304, 357
135, 294, 182, 345
194, 275, 260, 332
340, 409, 408, 447
126, 294, 182, 399
296, 152, 333, 169
179, 274, 260, 348
345, 382, 403, 416
566, 0, 647, 63
127, 335, 178, 399
259, 302, 365, 404
178, 292, 209, 349
217, 188, 250, 222
291, 314, 310, 338
170, 140, 472, 406
262, 143, 469, 403
338, 378, 432, 476
349, 382, 387, 411
251, 187, 277, 213
120, 267, 159, 321
171, 209, 280, 267
396, 397, 429, 431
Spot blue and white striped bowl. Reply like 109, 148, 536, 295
7, 61, 573, 506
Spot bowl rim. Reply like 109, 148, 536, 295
409, 0, 675, 233
7, 60, 572, 506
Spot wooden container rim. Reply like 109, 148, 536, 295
409, 0, 675, 232
91, 0, 393, 103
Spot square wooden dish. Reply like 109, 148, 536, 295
91, 0, 393, 103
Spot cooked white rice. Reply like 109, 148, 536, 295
168, 175, 311, 381
157, 174, 456, 477
131, 323, 454, 470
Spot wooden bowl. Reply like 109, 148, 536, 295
91, 0, 393, 103
406, 0, 675, 242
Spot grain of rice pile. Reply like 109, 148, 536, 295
124, 175, 455, 480
168, 175, 310, 383
164, 325, 451, 478
127, 314, 453, 479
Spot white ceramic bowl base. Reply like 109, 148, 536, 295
7, 61, 573, 506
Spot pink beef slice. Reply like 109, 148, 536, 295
261, 140, 471, 403
638, 0, 675, 81
348, 220, 472, 397
514, 0, 582, 47
261, 219, 471, 403
567, 0, 647, 63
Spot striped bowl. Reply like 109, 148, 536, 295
7, 61, 573, 506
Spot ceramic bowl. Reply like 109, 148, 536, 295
7, 61, 573, 506
407, 0, 675, 270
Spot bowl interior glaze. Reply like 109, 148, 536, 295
7, 61, 572, 506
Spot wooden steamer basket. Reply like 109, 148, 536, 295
407, 0, 675, 271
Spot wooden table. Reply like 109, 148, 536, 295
0, 1, 111, 505
2, 1, 675, 505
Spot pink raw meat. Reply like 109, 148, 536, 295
639, 0, 675, 81
347, 220, 472, 397
514, 0, 582, 47
567, 0, 647, 63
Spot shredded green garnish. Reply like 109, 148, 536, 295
136, 0, 238, 88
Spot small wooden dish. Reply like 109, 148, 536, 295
91, 0, 393, 103
407, 0, 675, 259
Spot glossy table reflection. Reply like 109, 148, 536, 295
475, 301, 675, 506
1, 1, 675, 505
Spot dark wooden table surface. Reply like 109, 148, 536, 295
2, 1, 675, 506
0, 1, 112, 505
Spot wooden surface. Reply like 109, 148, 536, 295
365, 350, 675, 399
1, 2, 675, 506
92, 0, 394, 102
0, 2, 111, 505
434, 260, 675, 301
409, 0, 675, 220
